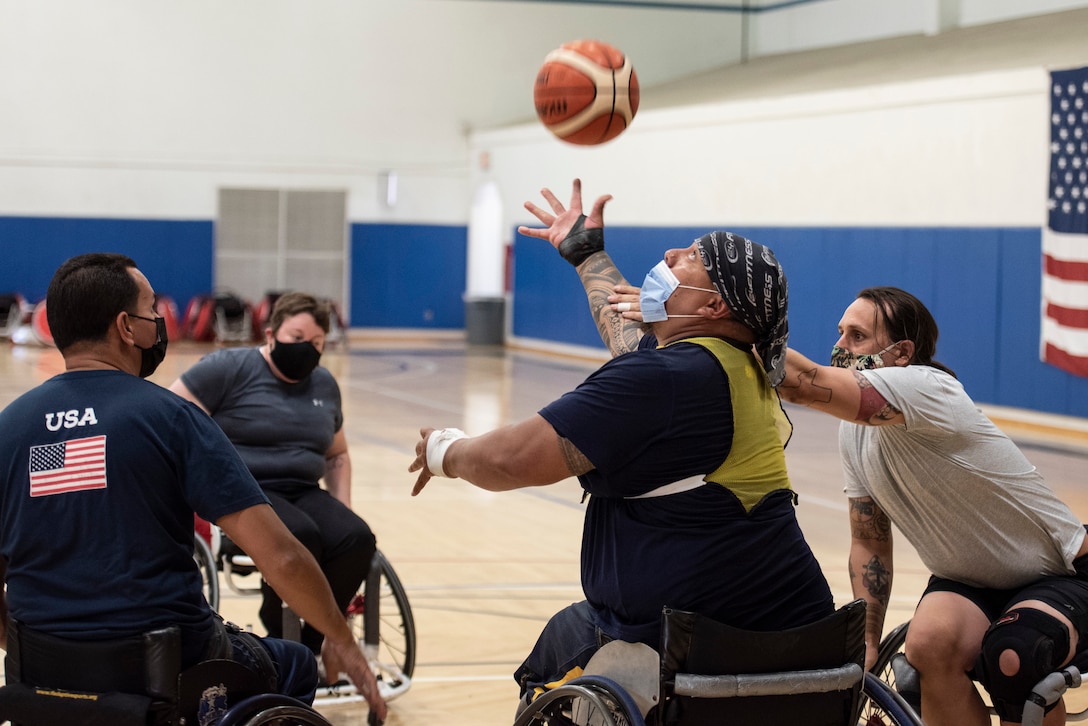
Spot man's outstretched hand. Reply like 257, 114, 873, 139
518, 178, 612, 252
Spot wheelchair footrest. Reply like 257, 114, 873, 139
889, 652, 922, 714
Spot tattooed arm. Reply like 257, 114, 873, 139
778, 348, 904, 426
573, 252, 646, 356
848, 496, 894, 670
517, 178, 646, 357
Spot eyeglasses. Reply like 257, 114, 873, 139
128, 313, 160, 324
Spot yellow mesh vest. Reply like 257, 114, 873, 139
666, 337, 794, 512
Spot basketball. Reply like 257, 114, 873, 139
534, 39, 639, 146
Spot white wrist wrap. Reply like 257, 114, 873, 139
426, 428, 468, 477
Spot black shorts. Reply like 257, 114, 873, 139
924, 553, 1088, 666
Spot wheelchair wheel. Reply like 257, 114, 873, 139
195, 531, 220, 611
513, 675, 646, 726
870, 621, 909, 688
857, 672, 924, 726
347, 550, 415, 698
217, 692, 333, 726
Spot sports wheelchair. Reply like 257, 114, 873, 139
0, 621, 332, 726
193, 523, 415, 706
873, 620, 1088, 726
513, 599, 923, 726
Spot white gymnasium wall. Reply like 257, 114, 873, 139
470, 67, 1048, 235
4, 0, 1081, 226
0, 0, 753, 224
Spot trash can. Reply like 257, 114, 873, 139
464, 296, 505, 346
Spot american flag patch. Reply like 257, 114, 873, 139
28, 435, 107, 497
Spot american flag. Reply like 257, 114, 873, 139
28, 435, 107, 497
1042, 65, 1088, 376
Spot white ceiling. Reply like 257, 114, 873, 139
437, 0, 1088, 132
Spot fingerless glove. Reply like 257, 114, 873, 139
557, 215, 604, 266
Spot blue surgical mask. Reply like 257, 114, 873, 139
639, 261, 719, 323
829, 342, 899, 370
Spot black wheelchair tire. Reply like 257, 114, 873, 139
860, 672, 924, 725
871, 621, 909, 682
350, 550, 416, 685
512, 676, 646, 726
194, 532, 220, 612
216, 693, 332, 726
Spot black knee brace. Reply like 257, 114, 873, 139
975, 608, 1071, 722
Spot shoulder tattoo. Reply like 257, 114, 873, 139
854, 372, 902, 423
557, 436, 594, 476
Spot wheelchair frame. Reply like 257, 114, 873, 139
873, 619, 1088, 726
512, 600, 925, 726
193, 526, 416, 706
0, 633, 334, 726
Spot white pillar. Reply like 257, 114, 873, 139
464, 179, 506, 344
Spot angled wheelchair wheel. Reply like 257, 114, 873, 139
216, 692, 333, 726
858, 672, 924, 726
348, 550, 415, 699
195, 531, 220, 611
513, 675, 646, 726
871, 621, 909, 688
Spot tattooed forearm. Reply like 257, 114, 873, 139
557, 436, 594, 476
854, 372, 902, 423
860, 555, 891, 603
778, 365, 832, 404
577, 253, 643, 355
849, 553, 891, 634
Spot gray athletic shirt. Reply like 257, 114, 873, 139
840, 364, 1085, 589
179, 346, 343, 494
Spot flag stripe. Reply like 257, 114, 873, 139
1044, 343, 1088, 377
1046, 302, 1088, 329
1041, 269, 1088, 309
1041, 65, 1088, 377
28, 434, 107, 497
1045, 255, 1088, 283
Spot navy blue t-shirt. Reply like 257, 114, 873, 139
539, 337, 832, 645
0, 370, 269, 664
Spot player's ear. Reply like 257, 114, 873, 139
115, 311, 137, 345
893, 340, 915, 366
703, 297, 731, 320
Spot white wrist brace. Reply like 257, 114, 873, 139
426, 428, 468, 477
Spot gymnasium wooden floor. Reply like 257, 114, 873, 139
3, 334, 1088, 725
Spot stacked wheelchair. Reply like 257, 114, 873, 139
512, 599, 923, 726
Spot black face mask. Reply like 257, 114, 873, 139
270, 339, 322, 381
133, 316, 169, 378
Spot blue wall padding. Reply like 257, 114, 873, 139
2, 213, 1086, 417
350, 222, 467, 328
512, 224, 1088, 418
0, 216, 213, 307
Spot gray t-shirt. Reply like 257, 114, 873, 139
840, 365, 1084, 589
180, 346, 343, 495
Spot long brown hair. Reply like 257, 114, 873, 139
857, 286, 956, 378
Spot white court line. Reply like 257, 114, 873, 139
409, 674, 516, 683
344, 376, 467, 417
